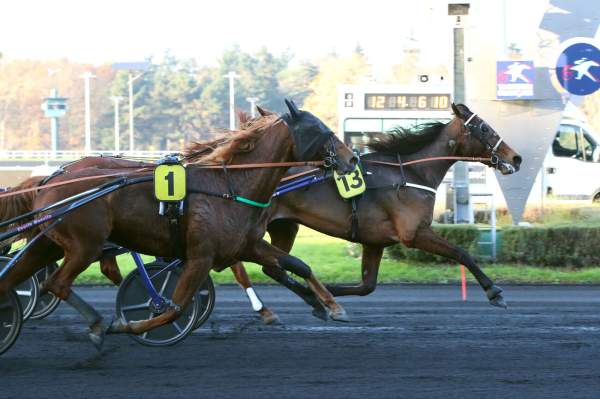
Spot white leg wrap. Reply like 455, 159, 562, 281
245, 287, 264, 312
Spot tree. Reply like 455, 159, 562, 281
278, 60, 318, 106
303, 52, 371, 128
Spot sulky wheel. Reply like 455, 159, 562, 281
30, 263, 61, 320
0, 290, 23, 356
193, 274, 216, 330
115, 260, 206, 347
0, 256, 39, 321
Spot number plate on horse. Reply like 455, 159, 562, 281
154, 164, 186, 202
334, 167, 366, 199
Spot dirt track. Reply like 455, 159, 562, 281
2, 284, 600, 398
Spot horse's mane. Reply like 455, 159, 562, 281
183, 113, 280, 163
366, 122, 446, 155
0, 176, 43, 245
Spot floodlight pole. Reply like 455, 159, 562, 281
224, 72, 238, 130
111, 96, 122, 153
49, 88, 59, 155
82, 72, 96, 154
246, 97, 259, 118
128, 72, 144, 151
449, 3, 471, 224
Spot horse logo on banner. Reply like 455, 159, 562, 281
556, 38, 600, 96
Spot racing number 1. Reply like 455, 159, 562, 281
165, 171, 175, 196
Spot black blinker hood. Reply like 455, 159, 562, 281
281, 99, 333, 161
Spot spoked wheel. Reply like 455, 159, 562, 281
30, 263, 61, 320
194, 275, 215, 330
115, 261, 207, 347
0, 256, 39, 321
0, 290, 23, 356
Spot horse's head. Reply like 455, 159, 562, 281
450, 103, 522, 175
281, 99, 357, 175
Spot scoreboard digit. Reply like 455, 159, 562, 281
364, 94, 451, 111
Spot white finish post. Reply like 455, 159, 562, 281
224, 72, 238, 130
246, 96, 259, 118
111, 96, 122, 153
128, 72, 143, 151
82, 72, 96, 154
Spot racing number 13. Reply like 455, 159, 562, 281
334, 167, 366, 199
340, 169, 363, 191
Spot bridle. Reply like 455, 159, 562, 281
462, 112, 505, 167
323, 135, 338, 169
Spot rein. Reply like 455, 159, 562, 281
363, 156, 491, 168
0, 160, 325, 200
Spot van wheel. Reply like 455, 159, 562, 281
593, 193, 600, 203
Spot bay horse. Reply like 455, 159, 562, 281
0, 101, 357, 349
227, 103, 522, 320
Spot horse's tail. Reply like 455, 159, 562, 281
0, 176, 45, 245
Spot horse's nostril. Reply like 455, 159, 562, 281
350, 156, 359, 167
513, 155, 522, 166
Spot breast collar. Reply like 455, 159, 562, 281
361, 153, 438, 196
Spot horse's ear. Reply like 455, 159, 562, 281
236, 109, 249, 124
256, 105, 274, 117
284, 99, 300, 119
451, 102, 463, 119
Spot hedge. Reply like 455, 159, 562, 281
500, 225, 600, 267
387, 224, 600, 267
386, 224, 480, 263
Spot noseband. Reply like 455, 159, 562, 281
463, 113, 504, 166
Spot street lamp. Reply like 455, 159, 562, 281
246, 97, 259, 118
82, 72, 96, 154
223, 71, 238, 130
110, 96, 123, 153
41, 89, 68, 156
112, 62, 151, 152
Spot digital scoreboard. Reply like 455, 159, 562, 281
364, 93, 450, 111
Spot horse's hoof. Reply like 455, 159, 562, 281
489, 293, 508, 309
329, 308, 350, 323
486, 285, 507, 308
311, 306, 329, 321
106, 316, 128, 334
261, 311, 281, 325
88, 323, 106, 351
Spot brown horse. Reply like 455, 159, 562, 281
0, 137, 284, 323
227, 103, 522, 320
0, 102, 357, 349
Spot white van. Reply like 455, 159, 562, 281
543, 103, 600, 202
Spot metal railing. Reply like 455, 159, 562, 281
471, 192, 497, 260
0, 150, 173, 161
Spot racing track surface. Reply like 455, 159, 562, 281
2, 284, 600, 398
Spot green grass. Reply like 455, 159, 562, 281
74, 226, 600, 285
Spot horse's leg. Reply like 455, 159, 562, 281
326, 244, 384, 296
230, 263, 279, 324
99, 256, 123, 285
108, 256, 212, 335
0, 236, 63, 295
42, 242, 108, 349
410, 226, 506, 308
245, 238, 349, 322
263, 220, 330, 320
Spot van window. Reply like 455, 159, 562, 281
581, 134, 595, 162
552, 125, 579, 157
582, 129, 598, 162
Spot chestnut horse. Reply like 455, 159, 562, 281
228, 103, 522, 320
0, 102, 357, 349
